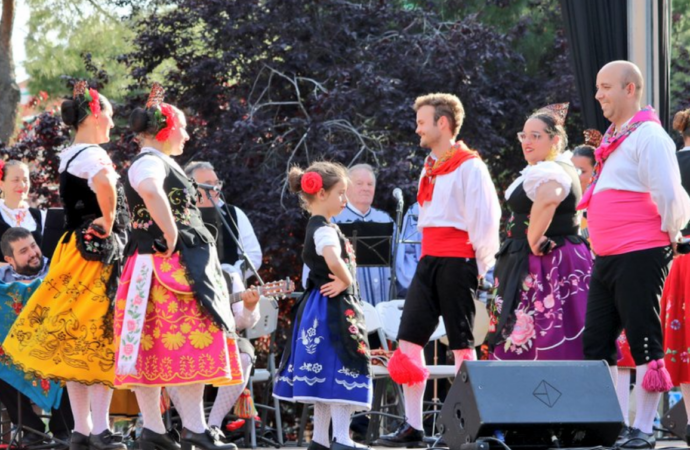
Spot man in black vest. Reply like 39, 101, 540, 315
185, 162, 262, 279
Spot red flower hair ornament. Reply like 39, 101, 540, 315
0, 160, 5, 180
73, 81, 101, 118
154, 103, 179, 142
301, 172, 323, 194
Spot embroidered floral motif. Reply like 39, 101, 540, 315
300, 318, 323, 354
344, 305, 368, 356
168, 187, 193, 226
118, 264, 150, 366
299, 362, 323, 373
338, 366, 360, 378
131, 205, 154, 231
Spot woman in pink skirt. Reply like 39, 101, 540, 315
113, 84, 243, 450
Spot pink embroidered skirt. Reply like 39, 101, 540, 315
113, 252, 243, 387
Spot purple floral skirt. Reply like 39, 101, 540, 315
490, 240, 592, 360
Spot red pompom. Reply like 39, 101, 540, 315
387, 348, 429, 386
641, 359, 674, 392
301, 172, 323, 194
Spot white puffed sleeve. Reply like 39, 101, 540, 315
522, 161, 573, 202
314, 226, 341, 256
60, 145, 118, 192
128, 156, 167, 193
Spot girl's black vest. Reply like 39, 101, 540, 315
0, 208, 43, 261
280, 216, 370, 374
124, 151, 234, 334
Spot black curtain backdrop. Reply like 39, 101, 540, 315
658, 0, 671, 130
560, 0, 628, 132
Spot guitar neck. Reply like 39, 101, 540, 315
229, 285, 268, 304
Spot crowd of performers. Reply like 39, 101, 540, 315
1, 58, 690, 450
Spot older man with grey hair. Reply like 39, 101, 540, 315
333, 163, 395, 306
185, 161, 262, 279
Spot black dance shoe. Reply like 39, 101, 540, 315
330, 438, 371, 450
208, 426, 225, 442
307, 441, 330, 450
614, 427, 656, 449
69, 432, 89, 450
89, 430, 127, 450
374, 422, 425, 448
139, 428, 181, 450
180, 428, 237, 450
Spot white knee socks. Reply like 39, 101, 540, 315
312, 402, 332, 447
168, 384, 207, 433
135, 386, 166, 434
67, 382, 92, 435
398, 341, 426, 431
632, 364, 661, 434
89, 384, 114, 435
616, 369, 631, 426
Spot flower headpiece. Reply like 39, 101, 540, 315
537, 102, 569, 127
301, 172, 323, 194
583, 129, 603, 148
73, 80, 101, 119
145, 83, 178, 142
0, 160, 5, 181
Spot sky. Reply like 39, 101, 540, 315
12, 0, 30, 81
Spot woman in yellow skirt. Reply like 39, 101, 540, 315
2, 81, 129, 450
113, 84, 243, 450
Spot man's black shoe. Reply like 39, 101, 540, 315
373, 422, 425, 448
615, 427, 655, 449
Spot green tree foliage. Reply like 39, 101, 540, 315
23, 0, 134, 102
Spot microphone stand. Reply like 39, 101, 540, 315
199, 187, 264, 286
389, 196, 404, 300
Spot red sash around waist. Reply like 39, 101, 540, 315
421, 227, 475, 258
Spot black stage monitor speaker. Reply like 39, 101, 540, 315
661, 399, 687, 441
439, 361, 624, 449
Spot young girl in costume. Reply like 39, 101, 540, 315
274, 162, 372, 450
3, 81, 129, 450
113, 84, 242, 450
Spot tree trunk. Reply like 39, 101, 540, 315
0, 0, 19, 144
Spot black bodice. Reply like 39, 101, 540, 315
124, 151, 214, 256
303, 215, 357, 296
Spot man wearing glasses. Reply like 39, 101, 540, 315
185, 161, 262, 280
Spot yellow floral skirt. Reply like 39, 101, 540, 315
2, 233, 116, 386
113, 252, 243, 388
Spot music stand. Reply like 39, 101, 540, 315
337, 222, 395, 268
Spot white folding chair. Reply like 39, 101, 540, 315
245, 296, 283, 448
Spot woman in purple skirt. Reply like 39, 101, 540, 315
488, 103, 592, 360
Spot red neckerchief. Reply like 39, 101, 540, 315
417, 141, 478, 207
